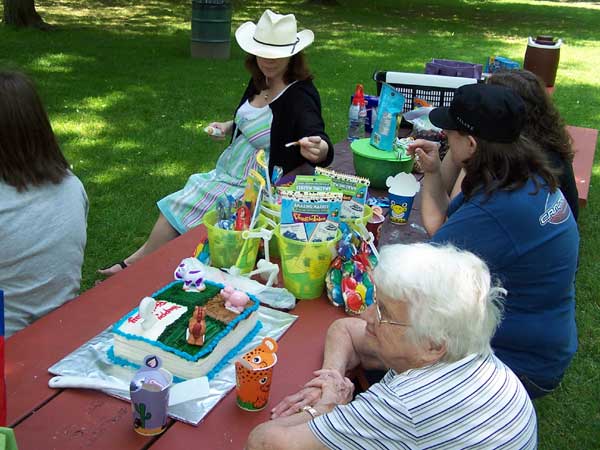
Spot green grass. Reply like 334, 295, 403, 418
1, 0, 599, 446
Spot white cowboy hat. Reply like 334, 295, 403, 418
235, 9, 314, 59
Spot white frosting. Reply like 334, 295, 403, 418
118, 300, 187, 341
114, 311, 259, 380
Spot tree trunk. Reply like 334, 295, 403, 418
3, 0, 50, 29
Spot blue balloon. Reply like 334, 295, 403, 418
365, 286, 374, 306
331, 286, 344, 305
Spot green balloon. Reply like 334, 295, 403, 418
342, 261, 354, 274
331, 269, 342, 284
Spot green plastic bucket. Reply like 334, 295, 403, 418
261, 200, 281, 258
351, 138, 414, 189
203, 209, 265, 273
341, 204, 373, 231
275, 226, 341, 300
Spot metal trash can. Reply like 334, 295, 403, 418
191, 0, 232, 59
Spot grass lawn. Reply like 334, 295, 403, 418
1, 0, 599, 446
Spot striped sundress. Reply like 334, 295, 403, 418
158, 101, 272, 234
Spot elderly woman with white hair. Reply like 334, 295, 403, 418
247, 243, 537, 450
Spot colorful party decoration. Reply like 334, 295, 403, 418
325, 223, 378, 315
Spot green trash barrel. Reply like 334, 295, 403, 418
191, 0, 232, 59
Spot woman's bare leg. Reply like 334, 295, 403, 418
98, 213, 180, 277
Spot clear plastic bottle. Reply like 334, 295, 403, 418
348, 84, 367, 141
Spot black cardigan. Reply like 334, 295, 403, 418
546, 150, 579, 221
231, 79, 334, 176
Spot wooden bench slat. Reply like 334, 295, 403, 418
568, 125, 598, 207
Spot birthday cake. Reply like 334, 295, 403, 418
110, 279, 262, 380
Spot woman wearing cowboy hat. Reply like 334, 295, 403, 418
99, 9, 333, 277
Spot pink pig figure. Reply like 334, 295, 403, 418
220, 285, 250, 314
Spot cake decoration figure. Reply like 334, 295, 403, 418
221, 285, 250, 314
174, 258, 206, 292
186, 306, 207, 346
139, 297, 158, 330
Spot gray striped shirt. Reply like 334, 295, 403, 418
310, 353, 537, 449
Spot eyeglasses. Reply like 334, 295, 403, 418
374, 298, 411, 328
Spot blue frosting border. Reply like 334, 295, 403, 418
108, 320, 263, 381
111, 280, 260, 362
206, 320, 262, 380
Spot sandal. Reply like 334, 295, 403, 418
97, 260, 128, 277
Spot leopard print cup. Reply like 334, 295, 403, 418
235, 337, 278, 411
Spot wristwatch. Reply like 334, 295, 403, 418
301, 405, 320, 419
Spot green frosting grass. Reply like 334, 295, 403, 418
154, 283, 226, 357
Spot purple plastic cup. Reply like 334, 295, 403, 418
130, 355, 172, 436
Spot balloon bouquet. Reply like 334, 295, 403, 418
325, 223, 378, 315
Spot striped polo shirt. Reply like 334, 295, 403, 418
309, 353, 537, 449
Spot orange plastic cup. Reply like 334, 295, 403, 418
235, 337, 278, 411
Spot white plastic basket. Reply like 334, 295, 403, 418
373, 70, 478, 113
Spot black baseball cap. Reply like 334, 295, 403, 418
429, 83, 526, 143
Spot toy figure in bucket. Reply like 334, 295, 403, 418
235, 337, 278, 411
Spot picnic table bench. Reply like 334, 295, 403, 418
568, 125, 598, 207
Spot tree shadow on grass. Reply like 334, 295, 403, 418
1, 0, 597, 291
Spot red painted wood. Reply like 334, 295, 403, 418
6, 222, 347, 450
568, 125, 598, 207
150, 298, 344, 450
6, 226, 205, 427
14, 390, 160, 450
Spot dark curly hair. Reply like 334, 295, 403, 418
0, 70, 68, 191
461, 133, 558, 200
244, 52, 313, 92
489, 69, 574, 163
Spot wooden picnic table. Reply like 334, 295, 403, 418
567, 125, 598, 207
5, 225, 349, 449
5, 193, 420, 450
8, 132, 479, 449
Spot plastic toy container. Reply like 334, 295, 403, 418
260, 200, 281, 258
341, 204, 373, 231
275, 227, 341, 300
203, 209, 266, 273
351, 139, 414, 189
